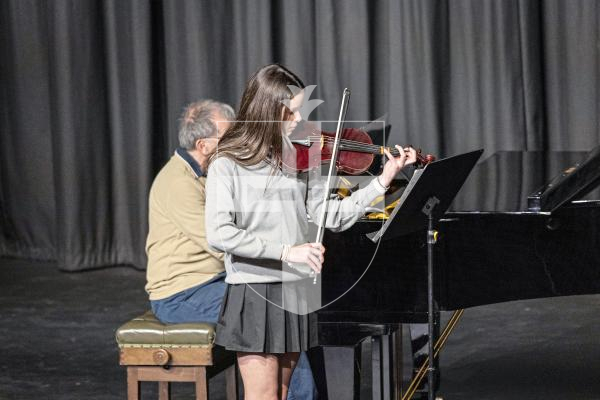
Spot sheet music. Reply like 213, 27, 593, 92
367, 167, 425, 242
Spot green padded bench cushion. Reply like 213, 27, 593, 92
116, 311, 215, 347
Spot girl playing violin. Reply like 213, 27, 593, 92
205, 63, 417, 400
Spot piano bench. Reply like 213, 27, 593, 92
115, 311, 238, 400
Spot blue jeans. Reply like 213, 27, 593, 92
288, 352, 317, 399
151, 276, 317, 399
151, 273, 227, 323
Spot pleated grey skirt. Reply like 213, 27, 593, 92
215, 281, 318, 353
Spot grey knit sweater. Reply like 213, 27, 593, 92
205, 157, 385, 284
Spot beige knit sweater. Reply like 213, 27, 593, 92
145, 152, 224, 300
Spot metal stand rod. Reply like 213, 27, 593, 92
422, 196, 439, 400
427, 211, 435, 400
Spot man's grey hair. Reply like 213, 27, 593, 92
178, 100, 235, 150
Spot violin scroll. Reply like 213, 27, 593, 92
414, 149, 436, 167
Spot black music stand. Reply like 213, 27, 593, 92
367, 149, 483, 400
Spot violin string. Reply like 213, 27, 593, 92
305, 136, 384, 152
306, 135, 397, 152
305, 136, 404, 155
307, 136, 428, 162
307, 136, 430, 163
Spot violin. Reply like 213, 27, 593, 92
286, 123, 436, 175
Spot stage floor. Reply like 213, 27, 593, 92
1, 257, 599, 399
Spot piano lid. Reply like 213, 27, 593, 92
449, 150, 600, 213
527, 145, 600, 212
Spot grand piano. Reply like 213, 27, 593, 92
314, 149, 600, 399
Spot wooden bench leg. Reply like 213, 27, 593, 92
195, 367, 208, 400
158, 381, 170, 400
225, 363, 239, 400
127, 367, 141, 400
125, 363, 230, 400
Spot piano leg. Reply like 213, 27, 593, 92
372, 327, 403, 400
311, 345, 362, 400
312, 328, 403, 400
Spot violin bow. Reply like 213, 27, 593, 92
312, 88, 351, 284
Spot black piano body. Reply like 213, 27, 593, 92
314, 150, 600, 398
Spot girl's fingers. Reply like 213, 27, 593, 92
394, 145, 406, 168
311, 247, 323, 262
383, 148, 395, 162
307, 253, 322, 273
304, 254, 317, 272
406, 147, 418, 163
396, 145, 407, 159
316, 250, 324, 263
310, 243, 326, 254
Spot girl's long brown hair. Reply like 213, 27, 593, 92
210, 64, 304, 168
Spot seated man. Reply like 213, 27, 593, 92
145, 100, 316, 399
146, 100, 232, 324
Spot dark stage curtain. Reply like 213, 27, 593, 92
1, 0, 599, 271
